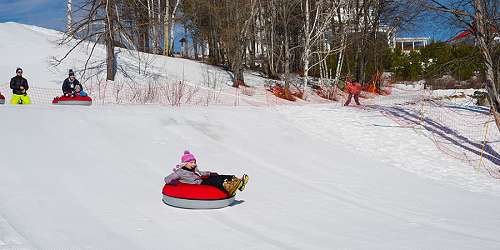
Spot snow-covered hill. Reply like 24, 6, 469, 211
0, 22, 266, 89
1, 23, 500, 249
0, 22, 272, 107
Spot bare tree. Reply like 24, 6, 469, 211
301, 0, 338, 96
169, 0, 182, 55
277, 0, 301, 89
215, 0, 259, 86
105, 0, 116, 80
333, 5, 346, 86
163, 0, 170, 55
57, 0, 152, 81
67, 0, 73, 34
419, 0, 500, 131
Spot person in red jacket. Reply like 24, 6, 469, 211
344, 76, 361, 106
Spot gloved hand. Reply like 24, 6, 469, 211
169, 179, 180, 186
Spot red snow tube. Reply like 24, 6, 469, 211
162, 183, 234, 209
52, 96, 92, 106
163, 183, 229, 200
0, 94, 4, 104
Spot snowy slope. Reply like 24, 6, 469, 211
1, 22, 500, 249
0, 105, 500, 249
0, 22, 275, 106
0, 22, 266, 89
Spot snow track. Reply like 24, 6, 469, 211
1, 105, 500, 249
1, 21, 500, 249
0, 214, 33, 250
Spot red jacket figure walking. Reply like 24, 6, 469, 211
344, 76, 361, 106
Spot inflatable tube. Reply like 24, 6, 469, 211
162, 183, 234, 209
0, 95, 4, 104
52, 96, 92, 106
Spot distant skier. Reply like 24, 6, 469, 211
164, 150, 249, 196
62, 69, 87, 97
344, 75, 361, 106
10, 68, 31, 105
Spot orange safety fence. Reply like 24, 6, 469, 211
1, 79, 499, 179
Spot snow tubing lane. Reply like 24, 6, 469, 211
162, 183, 235, 209
52, 96, 92, 106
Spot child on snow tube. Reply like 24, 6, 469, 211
62, 69, 88, 97
164, 150, 249, 196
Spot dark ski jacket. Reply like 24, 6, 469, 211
62, 78, 83, 95
10, 76, 29, 95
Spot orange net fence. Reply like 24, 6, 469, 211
362, 83, 500, 179
288, 73, 500, 180
0, 81, 271, 107
1, 77, 499, 179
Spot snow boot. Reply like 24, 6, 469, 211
223, 178, 242, 196
239, 174, 249, 191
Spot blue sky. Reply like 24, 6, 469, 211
400, 12, 463, 41
0, 0, 462, 42
0, 0, 67, 30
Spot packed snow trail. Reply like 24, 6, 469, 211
1, 105, 500, 249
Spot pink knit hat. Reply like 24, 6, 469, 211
181, 150, 196, 163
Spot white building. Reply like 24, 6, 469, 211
391, 37, 431, 53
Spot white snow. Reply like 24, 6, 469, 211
0, 22, 266, 93
1, 22, 500, 249
0, 22, 273, 107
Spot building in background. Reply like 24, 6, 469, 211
390, 37, 431, 53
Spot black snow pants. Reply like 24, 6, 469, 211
201, 175, 235, 192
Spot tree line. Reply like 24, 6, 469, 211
60, 0, 499, 129
61, 0, 418, 85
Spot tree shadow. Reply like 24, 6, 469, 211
369, 105, 500, 166
442, 104, 490, 115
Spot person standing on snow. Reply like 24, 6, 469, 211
344, 75, 362, 106
62, 69, 87, 97
10, 67, 31, 105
